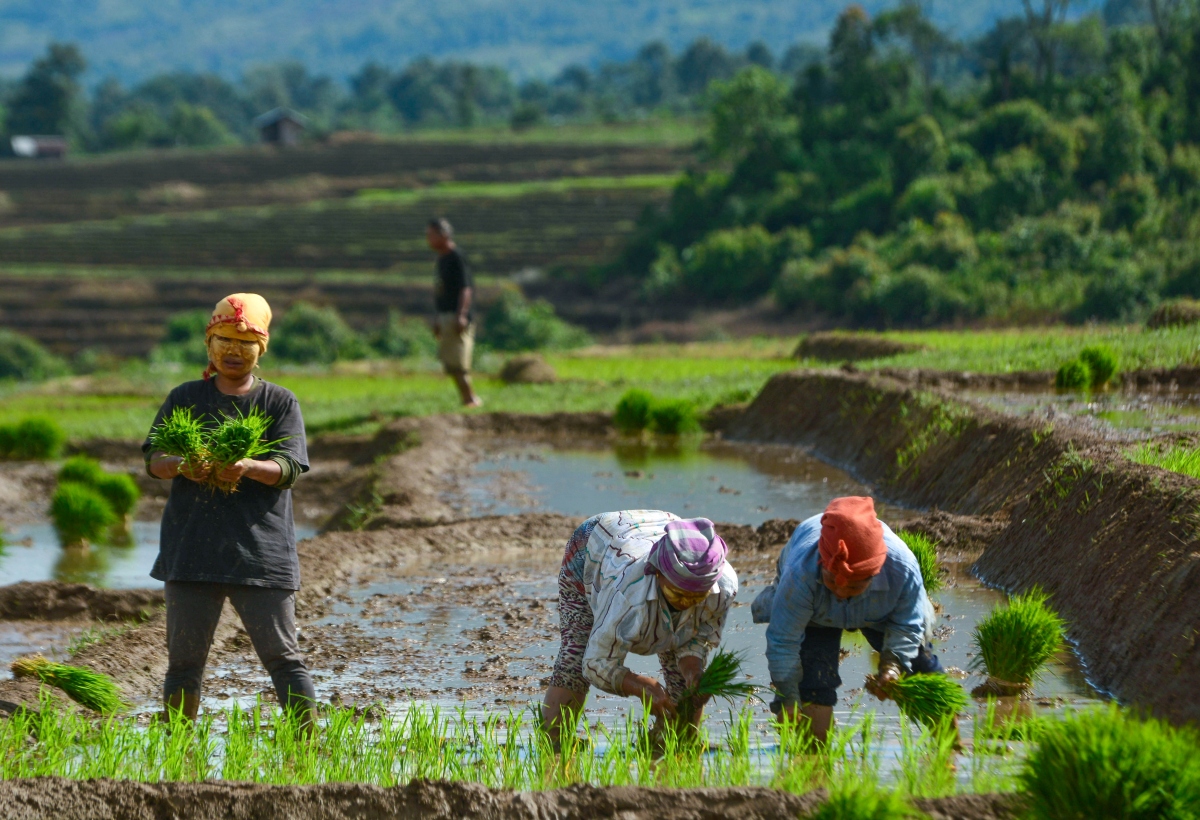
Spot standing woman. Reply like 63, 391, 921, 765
143, 294, 316, 724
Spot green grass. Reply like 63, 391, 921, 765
896, 530, 944, 594
357, 173, 679, 203
971, 587, 1065, 687
1126, 441, 1200, 480
1020, 705, 1200, 820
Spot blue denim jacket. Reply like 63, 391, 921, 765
765, 514, 930, 704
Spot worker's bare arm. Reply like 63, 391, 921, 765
148, 453, 211, 482
621, 671, 676, 718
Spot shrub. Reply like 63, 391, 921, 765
1021, 705, 1200, 820
1074, 260, 1154, 322
150, 309, 211, 366
482, 291, 592, 352
971, 587, 1064, 687
93, 473, 140, 518
679, 225, 781, 302
271, 302, 370, 364
1146, 298, 1200, 329
58, 456, 105, 486
1079, 345, 1118, 387
50, 482, 116, 547
614, 389, 654, 434
0, 330, 68, 382
0, 417, 66, 460
895, 177, 957, 223
897, 530, 943, 593
648, 398, 701, 436
371, 310, 437, 359
876, 265, 972, 328
1056, 359, 1092, 390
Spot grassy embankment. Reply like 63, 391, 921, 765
2, 325, 1199, 443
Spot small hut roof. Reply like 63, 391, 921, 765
252, 107, 308, 129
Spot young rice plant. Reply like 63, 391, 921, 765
148, 406, 210, 470
971, 587, 1064, 692
614, 388, 654, 433
206, 407, 281, 493
896, 530, 944, 594
674, 648, 757, 724
887, 674, 968, 729
50, 481, 116, 547
10, 655, 124, 714
0, 417, 66, 460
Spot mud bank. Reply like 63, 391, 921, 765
730, 370, 1200, 722
876, 363, 1200, 392
0, 778, 1018, 820
0, 581, 161, 621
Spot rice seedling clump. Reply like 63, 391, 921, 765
887, 674, 967, 728
10, 655, 124, 714
58, 455, 106, 486
896, 530, 943, 594
648, 398, 701, 435
809, 781, 921, 820
94, 472, 140, 518
206, 407, 279, 493
1079, 345, 1118, 387
50, 482, 116, 547
971, 587, 1064, 696
675, 648, 756, 724
1021, 705, 1200, 820
614, 388, 654, 433
148, 406, 210, 470
0, 417, 66, 460
1055, 358, 1092, 390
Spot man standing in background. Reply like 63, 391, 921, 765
427, 217, 482, 407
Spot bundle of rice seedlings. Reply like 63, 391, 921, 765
50, 482, 116, 548
206, 407, 281, 493
971, 587, 1064, 697
11, 655, 124, 714
58, 455, 105, 486
648, 399, 702, 436
885, 673, 968, 728
897, 530, 944, 594
675, 648, 757, 724
614, 388, 654, 434
93, 473, 141, 519
1021, 705, 1200, 820
148, 406, 210, 471
0, 417, 66, 460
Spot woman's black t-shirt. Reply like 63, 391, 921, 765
141, 378, 309, 590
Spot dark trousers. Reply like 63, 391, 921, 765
782, 625, 944, 708
164, 581, 316, 711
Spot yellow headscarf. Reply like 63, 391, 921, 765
203, 293, 272, 379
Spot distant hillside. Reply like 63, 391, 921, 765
0, 0, 1099, 84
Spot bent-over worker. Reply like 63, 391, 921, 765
143, 293, 316, 725
754, 496, 941, 742
541, 510, 738, 748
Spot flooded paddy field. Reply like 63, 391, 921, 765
965, 386, 1200, 438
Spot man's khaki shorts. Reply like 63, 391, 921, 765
436, 312, 475, 375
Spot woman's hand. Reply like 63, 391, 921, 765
216, 459, 282, 487
622, 671, 677, 719
179, 459, 212, 483
216, 459, 251, 485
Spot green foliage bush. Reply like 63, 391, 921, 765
614, 389, 654, 433
1021, 706, 1200, 820
0, 418, 66, 460
482, 291, 592, 352
51, 482, 116, 547
648, 398, 701, 435
679, 225, 780, 302
271, 302, 371, 364
371, 310, 437, 359
150, 309, 211, 366
0, 330, 68, 382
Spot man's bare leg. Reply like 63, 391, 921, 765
452, 372, 482, 407
778, 702, 834, 745
541, 685, 587, 749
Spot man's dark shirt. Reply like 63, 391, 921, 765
434, 247, 473, 315
141, 378, 309, 590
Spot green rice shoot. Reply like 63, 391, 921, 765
206, 407, 282, 493
1126, 441, 1200, 480
675, 648, 757, 724
888, 674, 968, 729
971, 587, 1065, 686
10, 655, 124, 714
50, 481, 116, 547
148, 406, 210, 470
897, 530, 944, 594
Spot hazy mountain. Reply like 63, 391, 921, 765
0, 0, 1104, 84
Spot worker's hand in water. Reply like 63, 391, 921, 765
865, 662, 902, 701
177, 459, 212, 483
216, 459, 251, 485
678, 655, 711, 711
622, 672, 676, 719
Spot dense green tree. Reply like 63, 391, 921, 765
4, 43, 86, 137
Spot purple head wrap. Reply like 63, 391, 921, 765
645, 518, 728, 594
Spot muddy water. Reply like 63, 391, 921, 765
967, 388, 1200, 437
0, 522, 317, 588
454, 439, 910, 525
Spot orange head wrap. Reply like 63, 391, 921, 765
818, 496, 887, 586
203, 293, 272, 380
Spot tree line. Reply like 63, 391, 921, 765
606, 0, 1200, 326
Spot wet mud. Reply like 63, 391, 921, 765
0, 777, 1019, 820
732, 369, 1200, 722
0, 581, 161, 621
